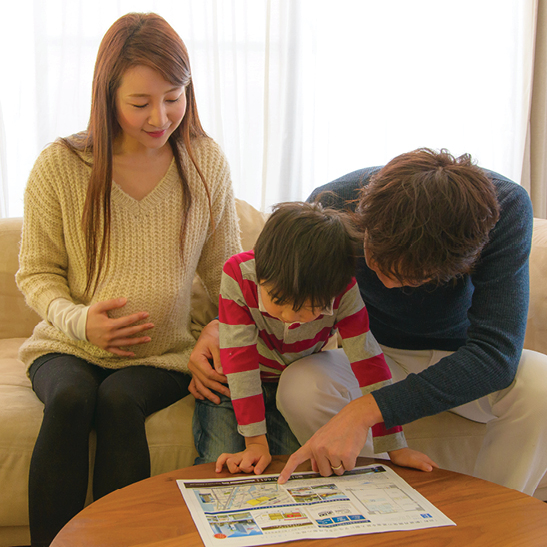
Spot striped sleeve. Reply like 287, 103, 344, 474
219, 253, 266, 437
336, 279, 407, 453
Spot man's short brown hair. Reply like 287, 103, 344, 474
356, 148, 500, 284
254, 201, 362, 311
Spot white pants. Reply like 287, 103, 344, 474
276, 346, 547, 495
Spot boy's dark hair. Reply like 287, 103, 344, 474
254, 201, 362, 311
356, 148, 500, 284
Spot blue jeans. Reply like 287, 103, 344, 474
192, 382, 301, 464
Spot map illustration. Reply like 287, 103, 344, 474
178, 465, 455, 546
196, 482, 294, 513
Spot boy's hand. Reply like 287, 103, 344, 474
216, 437, 272, 475
388, 447, 438, 472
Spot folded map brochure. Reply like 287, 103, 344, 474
177, 464, 455, 547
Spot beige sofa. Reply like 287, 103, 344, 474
1, 200, 546, 547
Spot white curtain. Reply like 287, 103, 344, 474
0, 101, 7, 218
0, 0, 538, 218
524, 0, 547, 218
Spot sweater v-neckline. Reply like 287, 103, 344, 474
112, 159, 177, 214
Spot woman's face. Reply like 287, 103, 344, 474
115, 65, 187, 154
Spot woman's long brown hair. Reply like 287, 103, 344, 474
61, 13, 212, 296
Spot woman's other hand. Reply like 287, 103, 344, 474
188, 319, 230, 403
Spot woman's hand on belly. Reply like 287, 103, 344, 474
86, 297, 154, 357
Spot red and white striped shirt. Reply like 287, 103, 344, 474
219, 251, 406, 454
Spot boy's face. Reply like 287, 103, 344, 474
259, 284, 323, 324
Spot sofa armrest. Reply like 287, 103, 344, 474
524, 218, 547, 355
0, 218, 41, 339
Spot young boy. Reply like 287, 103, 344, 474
198, 201, 435, 475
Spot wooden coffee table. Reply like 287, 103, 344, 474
51, 456, 547, 546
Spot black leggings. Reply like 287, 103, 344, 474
28, 353, 190, 547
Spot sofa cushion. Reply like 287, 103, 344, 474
0, 357, 43, 527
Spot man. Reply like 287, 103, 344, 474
189, 148, 547, 495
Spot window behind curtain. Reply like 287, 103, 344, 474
0, 0, 536, 217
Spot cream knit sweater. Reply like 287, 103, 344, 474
16, 137, 242, 373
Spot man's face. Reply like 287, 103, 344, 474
364, 247, 430, 289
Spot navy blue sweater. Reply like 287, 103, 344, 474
308, 167, 533, 429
